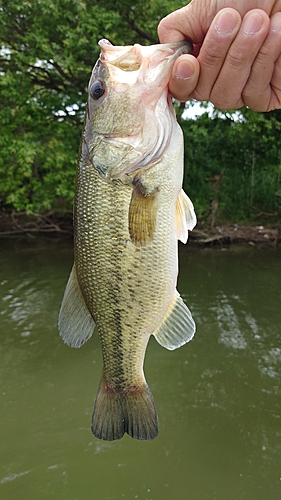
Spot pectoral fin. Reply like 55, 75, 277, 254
58, 264, 95, 348
129, 181, 158, 247
176, 189, 197, 243
153, 291, 195, 350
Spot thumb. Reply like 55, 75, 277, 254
168, 54, 200, 102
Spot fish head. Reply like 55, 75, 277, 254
83, 39, 192, 180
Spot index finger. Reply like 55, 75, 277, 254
158, 11, 186, 43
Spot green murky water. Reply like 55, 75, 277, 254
0, 238, 280, 500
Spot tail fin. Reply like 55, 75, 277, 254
91, 377, 158, 441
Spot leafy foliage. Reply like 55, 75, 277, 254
182, 108, 281, 223
1, 0, 281, 224
0, 0, 181, 212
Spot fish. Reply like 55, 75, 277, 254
58, 39, 197, 441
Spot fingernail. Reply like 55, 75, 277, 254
214, 9, 240, 36
243, 12, 263, 35
175, 60, 194, 80
270, 13, 281, 33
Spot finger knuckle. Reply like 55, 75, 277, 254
191, 87, 211, 102
225, 47, 248, 69
211, 90, 241, 110
200, 47, 227, 69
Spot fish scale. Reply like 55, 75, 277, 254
76, 166, 166, 380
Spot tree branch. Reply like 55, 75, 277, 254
125, 16, 158, 44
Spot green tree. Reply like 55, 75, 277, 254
1, 0, 280, 224
182, 107, 281, 223
0, 0, 185, 213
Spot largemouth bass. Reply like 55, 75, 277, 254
58, 39, 196, 441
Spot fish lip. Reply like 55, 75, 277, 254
98, 38, 192, 52
98, 39, 193, 61
150, 40, 193, 55
96, 39, 192, 83
167, 40, 193, 58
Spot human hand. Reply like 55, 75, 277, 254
158, 1, 281, 111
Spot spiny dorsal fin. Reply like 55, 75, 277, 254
153, 291, 195, 350
58, 264, 95, 348
176, 189, 197, 243
128, 181, 158, 247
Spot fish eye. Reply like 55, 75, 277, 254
89, 80, 105, 100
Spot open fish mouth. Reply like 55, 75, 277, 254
97, 39, 193, 78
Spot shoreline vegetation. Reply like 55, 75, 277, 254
1, 212, 280, 247
1, 1, 281, 239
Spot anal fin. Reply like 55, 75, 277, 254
154, 291, 195, 350
58, 264, 95, 348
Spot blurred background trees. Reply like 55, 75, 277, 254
1, 0, 280, 224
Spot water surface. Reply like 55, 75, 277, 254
0, 238, 280, 500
